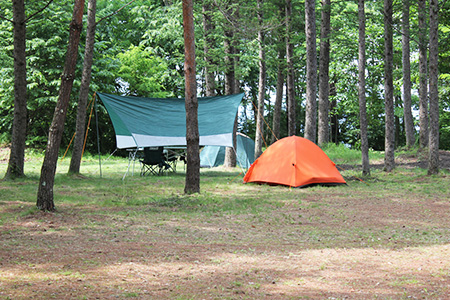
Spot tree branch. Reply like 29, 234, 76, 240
0, 14, 13, 23
381, 3, 421, 46
96, 0, 137, 25
25, 0, 55, 23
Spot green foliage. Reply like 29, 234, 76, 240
440, 111, 450, 150
0, 5, 14, 144
116, 45, 170, 97
140, 2, 185, 97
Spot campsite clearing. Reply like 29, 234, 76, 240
1, 149, 450, 299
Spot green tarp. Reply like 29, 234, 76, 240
97, 93, 244, 148
200, 133, 255, 168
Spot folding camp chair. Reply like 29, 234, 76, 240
140, 147, 171, 176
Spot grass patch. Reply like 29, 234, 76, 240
322, 142, 384, 164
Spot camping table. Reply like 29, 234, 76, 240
164, 147, 186, 171
125, 148, 142, 177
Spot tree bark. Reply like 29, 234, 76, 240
202, 2, 215, 97
384, 0, 395, 172
318, 0, 331, 146
358, 0, 370, 176
5, 0, 27, 180
330, 99, 338, 143
69, 0, 97, 175
271, 49, 285, 144
254, 0, 266, 159
183, 0, 200, 194
402, 0, 415, 149
304, 0, 317, 143
285, 0, 296, 137
428, 0, 439, 175
329, 82, 338, 144
37, 0, 85, 211
418, 0, 428, 149
223, 25, 237, 167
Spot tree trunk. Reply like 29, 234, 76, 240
329, 82, 338, 144
271, 49, 284, 144
231, 35, 241, 164
233, 41, 240, 93
69, 0, 97, 175
285, 0, 296, 136
223, 26, 237, 167
202, 2, 215, 97
318, 0, 331, 146
418, 0, 428, 149
395, 96, 401, 146
402, 0, 415, 149
232, 20, 241, 163
358, 0, 370, 176
254, 0, 266, 159
304, 0, 317, 143
384, 0, 395, 172
37, 0, 85, 211
5, 0, 27, 180
428, 0, 439, 175
183, 0, 200, 194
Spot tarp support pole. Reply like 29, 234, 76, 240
95, 95, 102, 178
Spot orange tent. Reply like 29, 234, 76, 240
243, 136, 346, 188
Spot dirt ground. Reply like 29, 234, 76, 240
1, 149, 450, 299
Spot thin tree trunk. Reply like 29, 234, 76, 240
358, 0, 370, 176
271, 49, 285, 144
203, 2, 215, 97
254, 0, 266, 159
304, 0, 317, 143
318, 0, 331, 146
285, 0, 296, 136
223, 26, 237, 167
402, 0, 415, 148
5, 0, 27, 179
224, 113, 238, 167
330, 101, 338, 143
231, 24, 241, 163
223, 25, 235, 95
183, 0, 200, 194
428, 0, 439, 175
384, 0, 395, 172
231, 36, 241, 165
418, 0, 428, 149
37, 0, 85, 211
395, 96, 401, 145
69, 0, 97, 175
233, 42, 240, 93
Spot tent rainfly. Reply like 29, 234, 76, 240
243, 136, 346, 188
200, 132, 255, 168
97, 93, 244, 148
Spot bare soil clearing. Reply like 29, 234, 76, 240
1, 150, 450, 299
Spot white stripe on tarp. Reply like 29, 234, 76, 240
130, 133, 233, 148
116, 135, 137, 149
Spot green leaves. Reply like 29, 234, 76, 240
116, 45, 170, 97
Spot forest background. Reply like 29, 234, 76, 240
0, 0, 449, 158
